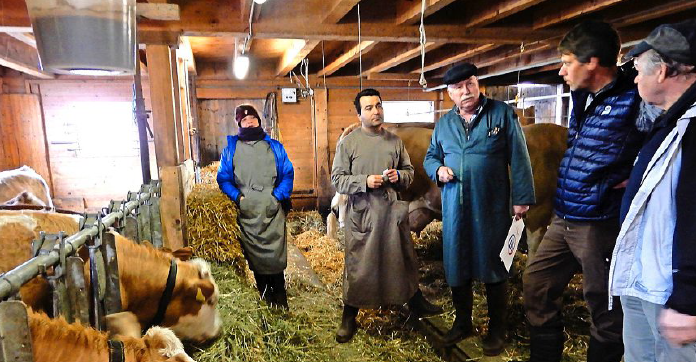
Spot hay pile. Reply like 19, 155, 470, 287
292, 229, 344, 286
186, 183, 246, 272
286, 211, 326, 236
199, 161, 220, 185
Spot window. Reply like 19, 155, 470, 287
382, 101, 435, 123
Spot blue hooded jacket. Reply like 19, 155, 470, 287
217, 135, 294, 206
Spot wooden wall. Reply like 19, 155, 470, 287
0, 94, 53, 191
31, 79, 157, 212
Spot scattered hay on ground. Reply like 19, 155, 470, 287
199, 162, 220, 185
286, 210, 326, 236
292, 229, 344, 286
186, 184, 247, 273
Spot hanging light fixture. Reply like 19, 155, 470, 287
26, 0, 137, 75
234, 54, 250, 79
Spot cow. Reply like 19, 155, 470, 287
27, 308, 196, 362
0, 166, 54, 208
327, 123, 568, 259
0, 211, 222, 343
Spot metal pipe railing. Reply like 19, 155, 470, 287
0, 193, 151, 300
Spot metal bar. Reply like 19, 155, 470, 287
101, 232, 122, 316
150, 197, 163, 248
66, 256, 89, 325
138, 201, 152, 243
134, 59, 152, 184
124, 215, 139, 242
0, 301, 34, 362
0, 193, 152, 300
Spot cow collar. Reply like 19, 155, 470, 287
149, 258, 178, 329
108, 339, 125, 362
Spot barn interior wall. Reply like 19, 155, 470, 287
28, 78, 158, 212
196, 79, 439, 210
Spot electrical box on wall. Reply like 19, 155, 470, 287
281, 88, 297, 103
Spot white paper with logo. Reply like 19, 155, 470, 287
500, 217, 525, 272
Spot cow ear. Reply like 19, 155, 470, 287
192, 280, 216, 304
171, 247, 192, 261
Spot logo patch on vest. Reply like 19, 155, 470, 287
601, 105, 612, 115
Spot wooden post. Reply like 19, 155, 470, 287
170, 48, 185, 162
177, 56, 192, 160
159, 165, 185, 250
314, 89, 332, 210
145, 45, 179, 168
188, 75, 201, 164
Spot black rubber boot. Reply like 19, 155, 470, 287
482, 281, 508, 356
587, 335, 624, 362
268, 273, 289, 309
336, 304, 359, 343
408, 289, 444, 316
254, 272, 271, 302
529, 326, 565, 362
443, 281, 474, 346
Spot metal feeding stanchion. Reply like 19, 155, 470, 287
0, 301, 34, 362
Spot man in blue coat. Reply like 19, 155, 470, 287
521, 21, 644, 362
424, 63, 535, 355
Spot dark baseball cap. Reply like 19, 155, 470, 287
626, 19, 696, 65
443, 63, 478, 85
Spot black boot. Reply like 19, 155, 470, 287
408, 289, 444, 316
254, 273, 271, 303
528, 326, 564, 362
268, 273, 289, 309
482, 281, 508, 356
443, 281, 474, 346
587, 335, 624, 362
336, 304, 359, 343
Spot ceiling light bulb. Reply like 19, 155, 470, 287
234, 55, 250, 79
253, 0, 267, 3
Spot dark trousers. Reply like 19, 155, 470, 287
523, 215, 623, 343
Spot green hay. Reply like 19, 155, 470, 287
192, 263, 442, 362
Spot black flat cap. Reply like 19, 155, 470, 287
626, 19, 696, 65
443, 63, 478, 85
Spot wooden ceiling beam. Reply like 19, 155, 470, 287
323, 0, 361, 24
317, 41, 376, 76
413, 44, 498, 74
463, 0, 548, 28
361, 42, 442, 75
367, 72, 420, 81
276, 40, 320, 77
240, 0, 253, 22
137, 3, 180, 21
0, 33, 53, 79
4, 32, 36, 48
478, 48, 560, 79
533, 0, 628, 29
429, 42, 552, 78
607, 0, 696, 28
396, 0, 457, 25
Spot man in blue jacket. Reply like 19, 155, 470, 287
217, 104, 294, 308
522, 21, 644, 362
608, 19, 696, 362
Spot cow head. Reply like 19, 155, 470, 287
143, 326, 197, 362
165, 258, 222, 343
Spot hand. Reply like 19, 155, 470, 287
437, 167, 455, 183
659, 308, 696, 346
513, 205, 529, 220
240, 196, 245, 201
384, 169, 399, 183
367, 175, 384, 189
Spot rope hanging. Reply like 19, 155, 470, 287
418, 0, 428, 88
357, 3, 363, 90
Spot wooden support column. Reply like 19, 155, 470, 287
0, 94, 53, 192
177, 56, 192, 160
170, 48, 185, 162
314, 89, 332, 210
146, 44, 179, 168
160, 165, 185, 249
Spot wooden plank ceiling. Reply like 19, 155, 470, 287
1, 0, 695, 84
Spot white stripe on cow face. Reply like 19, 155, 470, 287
169, 302, 221, 343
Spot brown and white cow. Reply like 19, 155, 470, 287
328, 123, 568, 257
28, 308, 196, 362
0, 211, 221, 343
0, 166, 53, 208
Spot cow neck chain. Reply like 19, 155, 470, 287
148, 258, 178, 329
108, 339, 125, 362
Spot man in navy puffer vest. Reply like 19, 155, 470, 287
521, 21, 644, 362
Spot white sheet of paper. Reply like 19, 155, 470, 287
500, 217, 525, 272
